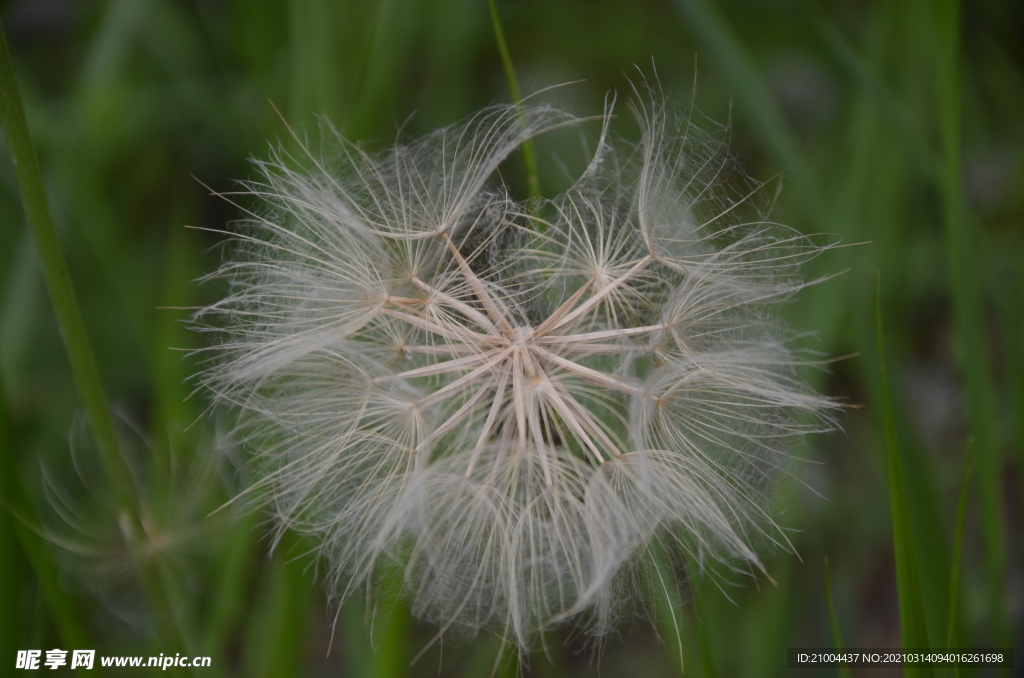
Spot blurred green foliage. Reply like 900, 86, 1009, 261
1, 0, 1021, 675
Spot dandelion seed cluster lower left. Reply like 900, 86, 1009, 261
194, 95, 835, 651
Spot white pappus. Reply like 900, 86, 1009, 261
192, 88, 837, 654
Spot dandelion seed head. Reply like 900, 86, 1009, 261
194, 87, 836, 652
40, 415, 227, 630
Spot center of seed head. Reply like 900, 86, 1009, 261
510, 326, 534, 348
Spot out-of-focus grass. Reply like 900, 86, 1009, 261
0, 391, 92, 658
0, 0, 1020, 676
487, 0, 540, 202
3, 15, 189, 674
934, 0, 1008, 651
875, 273, 932, 676
944, 439, 973, 678
823, 559, 852, 678
0, 13, 130, 518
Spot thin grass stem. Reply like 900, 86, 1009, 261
487, 0, 540, 203
933, 0, 1008, 647
823, 558, 853, 678
0, 393, 94, 655
0, 16, 132, 516
874, 273, 932, 676
1, 20, 189, 667
942, 439, 972, 678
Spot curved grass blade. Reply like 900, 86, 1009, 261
874, 273, 932, 677
823, 559, 852, 678
672, 0, 821, 220
942, 438, 973, 678
0, 393, 95, 659
1, 18, 190, 668
487, 0, 540, 203
0, 15, 132, 516
932, 0, 1008, 647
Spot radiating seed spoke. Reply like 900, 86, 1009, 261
532, 346, 644, 396
538, 323, 665, 345
538, 375, 606, 464
401, 344, 480, 356
546, 256, 652, 335
541, 342, 639, 356
380, 307, 495, 346
532, 276, 595, 337
441, 232, 513, 333
411, 276, 498, 333
418, 349, 512, 408
512, 349, 528, 448
465, 364, 511, 477
522, 351, 554, 485
548, 378, 624, 459
385, 348, 502, 381
416, 376, 496, 460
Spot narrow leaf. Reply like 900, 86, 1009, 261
823, 559, 852, 678
943, 439, 973, 678
874, 272, 932, 677
0, 13, 132, 515
933, 0, 1008, 644
487, 0, 540, 202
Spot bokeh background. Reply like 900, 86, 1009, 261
1, 0, 1021, 675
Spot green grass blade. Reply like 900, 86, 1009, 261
997, 279, 1024, 521
832, 6, 954, 629
680, 551, 718, 678
932, 0, 1008, 647
0, 390, 94, 658
487, 0, 540, 203
202, 514, 256, 658
288, 0, 344, 127
0, 15, 133, 515
0, 486, 19, 665
942, 439, 972, 678
244, 542, 310, 678
344, 563, 410, 678
694, 597, 717, 678
1, 17, 191, 662
152, 221, 202, 456
823, 559, 853, 678
873, 273, 932, 677
749, 560, 796, 678
801, 0, 940, 186
671, 0, 853, 370
347, 0, 422, 141
0, 233, 44, 379
672, 0, 822, 219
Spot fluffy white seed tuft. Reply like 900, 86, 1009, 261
193, 92, 836, 652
